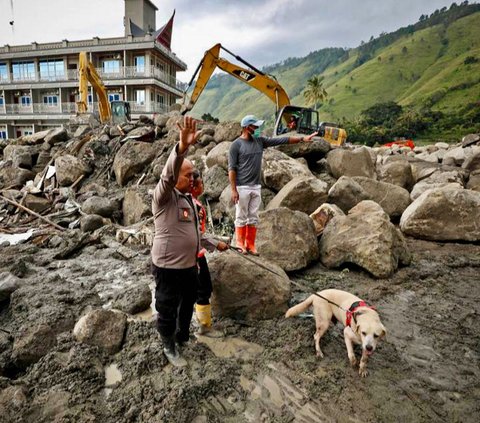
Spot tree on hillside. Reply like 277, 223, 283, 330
303, 76, 327, 110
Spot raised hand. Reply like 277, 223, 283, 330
177, 116, 201, 154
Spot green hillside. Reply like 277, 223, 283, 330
190, 3, 480, 135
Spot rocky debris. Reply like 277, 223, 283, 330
400, 187, 480, 241
12, 323, 57, 368
467, 172, 480, 191
266, 176, 329, 215
256, 207, 319, 271
328, 176, 370, 213
81, 196, 116, 217
276, 139, 331, 163
110, 282, 151, 315
73, 309, 127, 354
326, 146, 376, 179
209, 251, 290, 320
320, 200, 411, 278
55, 154, 90, 186
80, 214, 106, 233
213, 121, 242, 143
377, 158, 414, 190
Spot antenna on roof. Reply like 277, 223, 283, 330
10, 0, 15, 33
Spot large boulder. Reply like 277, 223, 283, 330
467, 172, 480, 192
256, 207, 319, 271
123, 188, 152, 225
214, 121, 241, 143
203, 165, 229, 200
0, 163, 36, 188
377, 159, 414, 190
310, 203, 345, 236
218, 185, 236, 220
328, 176, 369, 213
205, 141, 232, 171
44, 127, 69, 145
320, 201, 411, 278
266, 176, 328, 215
111, 282, 152, 315
400, 187, 480, 241
410, 170, 466, 200
326, 146, 376, 179
352, 176, 411, 218
462, 146, 480, 173
73, 309, 127, 354
55, 155, 90, 186
24, 194, 51, 214
113, 141, 156, 186
262, 149, 314, 192
209, 251, 290, 320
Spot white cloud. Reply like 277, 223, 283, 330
0, 0, 463, 82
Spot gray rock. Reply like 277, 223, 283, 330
74, 125, 91, 138
73, 309, 127, 354
461, 146, 480, 172
113, 141, 156, 186
266, 176, 329, 215
80, 214, 105, 232
352, 176, 411, 218
12, 324, 56, 368
81, 196, 115, 217
400, 187, 480, 241
256, 207, 319, 271
219, 185, 236, 220
320, 200, 411, 278
276, 139, 331, 162
205, 141, 232, 171
55, 155, 90, 186
44, 127, 69, 145
154, 113, 169, 128
209, 251, 290, 320
124, 126, 155, 142
123, 188, 152, 225
378, 160, 414, 190
203, 165, 229, 200
111, 283, 152, 315
0, 164, 36, 188
461, 133, 480, 147
214, 121, 241, 143
0, 272, 22, 302
24, 194, 51, 214
310, 203, 345, 236
326, 146, 376, 179
466, 172, 480, 192
328, 176, 369, 213
262, 148, 314, 192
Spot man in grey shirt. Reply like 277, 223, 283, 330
228, 114, 317, 255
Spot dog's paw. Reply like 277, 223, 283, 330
316, 350, 324, 358
349, 355, 357, 367
359, 367, 368, 378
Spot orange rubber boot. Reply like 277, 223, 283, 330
235, 226, 247, 253
246, 225, 259, 256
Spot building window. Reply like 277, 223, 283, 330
43, 95, 58, 106
88, 94, 93, 104
134, 56, 145, 72
135, 90, 145, 105
157, 94, 164, 105
0, 97, 4, 106
12, 62, 35, 81
108, 94, 121, 102
103, 60, 121, 74
0, 130, 6, 139
39, 60, 64, 80
0, 64, 8, 81
20, 96, 31, 106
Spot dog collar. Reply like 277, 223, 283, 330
346, 301, 376, 328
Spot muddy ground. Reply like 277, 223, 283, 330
0, 233, 479, 423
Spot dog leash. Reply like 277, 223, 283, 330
227, 245, 349, 313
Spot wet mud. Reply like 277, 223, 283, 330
0, 237, 479, 422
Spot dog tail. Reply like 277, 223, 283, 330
285, 295, 315, 318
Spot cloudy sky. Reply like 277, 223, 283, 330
0, 0, 467, 81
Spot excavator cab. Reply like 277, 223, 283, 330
274, 105, 347, 146
111, 101, 131, 124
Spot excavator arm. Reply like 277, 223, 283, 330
183, 44, 290, 114
77, 52, 111, 123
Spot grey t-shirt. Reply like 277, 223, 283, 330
228, 136, 289, 186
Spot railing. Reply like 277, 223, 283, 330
0, 66, 184, 91
0, 101, 169, 115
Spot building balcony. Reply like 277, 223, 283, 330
0, 66, 185, 93
0, 101, 169, 117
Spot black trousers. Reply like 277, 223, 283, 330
197, 255, 213, 306
152, 264, 198, 342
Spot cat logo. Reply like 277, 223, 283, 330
232, 69, 255, 82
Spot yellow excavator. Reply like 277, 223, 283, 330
75, 51, 130, 125
182, 43, 347, 146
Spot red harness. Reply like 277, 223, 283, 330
345, 301, 376, 328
